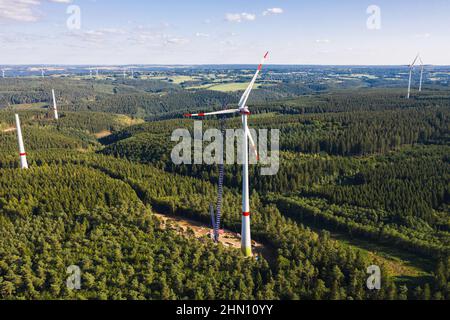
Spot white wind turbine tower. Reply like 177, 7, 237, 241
51, 89, 59, 120
15, 114, 28, 169
407, 54, 419, 99
418, 57, 424, 92
2, 69, 5, 78
41, 68, 45, 78
185, 52, 269, 257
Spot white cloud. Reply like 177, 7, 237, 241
0, 0, 72, 22
315, 39, 330, 43
99, 28, 127, 35
195, 32, 209, 38
263, 8, 283, 16
65, 29, 106, 45
65, 28, 130, 47
113, 26, 191, 49
0, 0, 41, 22
414, 33, 431, 39
225, 12, 256, 23
0, 30, 46, 44
165, 37, 189, 45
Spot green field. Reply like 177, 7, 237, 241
188, 82, 262, 92
168, 75, 197, 84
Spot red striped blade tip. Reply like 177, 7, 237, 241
185, 113, 205, 117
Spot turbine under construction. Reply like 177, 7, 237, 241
15, 114, 28, 169
185, 51, 269, 257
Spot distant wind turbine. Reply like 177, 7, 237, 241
418, 57, 425, 92
407, 53, 420, 99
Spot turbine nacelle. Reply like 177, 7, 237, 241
239, 106, 251, 115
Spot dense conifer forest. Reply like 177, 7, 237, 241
0, 74, 448, 300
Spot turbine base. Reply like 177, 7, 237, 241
241, 246, 252, 257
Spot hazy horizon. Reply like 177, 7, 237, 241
1, 63, 449, 67
1, 0, 449, 65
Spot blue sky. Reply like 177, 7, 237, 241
0, 0, 449, 65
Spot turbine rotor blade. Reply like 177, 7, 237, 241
418, 57, 424, 66
238, 51, 269, 108
246, 125, 259, 161
184, 109, 239, 118
410, 53, 420, 67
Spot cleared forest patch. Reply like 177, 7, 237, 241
153, 212, 276, 264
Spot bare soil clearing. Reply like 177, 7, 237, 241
153, 213, 276, 263
94, 130, 112, 139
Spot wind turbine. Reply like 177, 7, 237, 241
418, 57, 424, 92
15, 114, 28, 169
2, 69, 5, 78
51, 89, 59, 120
407, 54, 419, 99
41, 68, 45, 78
185, 51, 269, 257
